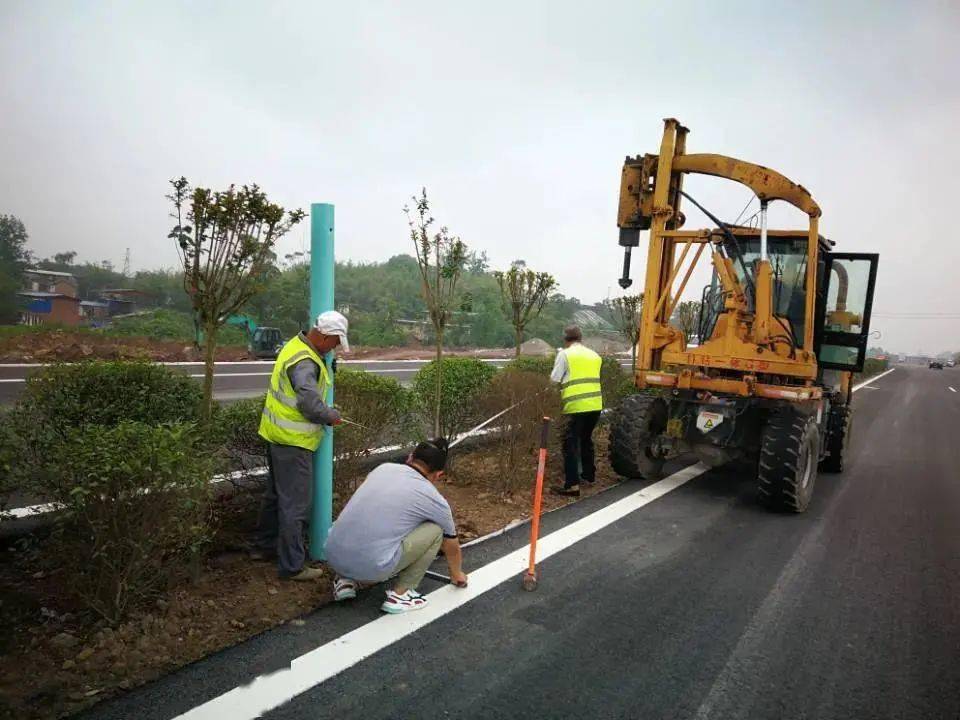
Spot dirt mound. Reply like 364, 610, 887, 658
518, 338, 555, 356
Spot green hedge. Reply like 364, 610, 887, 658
42, 422, 213, 623
18, 360, 202, 433
412, 357, 497, 440
210, 395, 267, 468
505, 354, 556, 376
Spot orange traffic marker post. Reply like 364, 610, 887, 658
522, 417, 551, 592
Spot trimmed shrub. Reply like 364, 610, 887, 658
8, 361, 205, 487
210, 395, 267, 472
39, 422, 214, 623
412, 358, 497, 441
332, 369, 413, 491
18, 360, 202, 433
506, 354, 556, 377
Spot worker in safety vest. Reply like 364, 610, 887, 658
251, 311, 348, 581
550, 325, 603, 497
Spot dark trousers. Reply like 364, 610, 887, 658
254, 443, 313, 576
562, 411, 601, 488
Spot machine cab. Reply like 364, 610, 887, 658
249, 327, 284, 359
815, 252, 879, 372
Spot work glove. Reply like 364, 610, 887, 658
327, 408, 343, 426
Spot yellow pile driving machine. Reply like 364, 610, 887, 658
611, 118, 879, 512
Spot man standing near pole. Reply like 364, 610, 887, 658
550, 325, 603, 497
253, 311, 349, 581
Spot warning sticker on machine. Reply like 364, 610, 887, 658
697, 410, 724, 433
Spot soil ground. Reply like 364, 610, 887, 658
0, 329, 512, 363
0, 429, 620, 720
0, 331, 249, 363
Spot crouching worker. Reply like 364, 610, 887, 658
324, 439, 468, 614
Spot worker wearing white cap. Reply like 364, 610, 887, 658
252, 311, 349, 581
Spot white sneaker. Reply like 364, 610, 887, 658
381, 589, 428, 614
333, 576, 358, 601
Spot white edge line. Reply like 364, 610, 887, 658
949, 386, 957, 393
852, 366, 894, 393
171, 462, 710, 720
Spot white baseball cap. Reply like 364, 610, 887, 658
314, 310, 350, 353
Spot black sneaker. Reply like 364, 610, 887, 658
580, 474, 596, 484
550, 484, 580, 497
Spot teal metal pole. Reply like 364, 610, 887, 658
310, 203, 335, 561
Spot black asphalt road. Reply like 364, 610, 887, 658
0, 359, 519, 404
79, 365, 960, 720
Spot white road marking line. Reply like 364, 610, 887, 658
852, 367, 895, 393
170, 462, 709, 720
950, 387, 957, 393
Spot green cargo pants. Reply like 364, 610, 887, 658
391, 522, 443, 591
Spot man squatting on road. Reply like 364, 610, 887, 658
550, 324, 604, 497
252, 311, 349, 581
324, 439, 469, 614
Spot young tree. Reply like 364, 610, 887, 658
168, 177, 305, 422
0, 215, 32, 324
494, 262, 557, 356
605, 293, 644, 371
674, 300, 702, 343
404, 188, 467, 437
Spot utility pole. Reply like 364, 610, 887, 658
122, 248, 131, 278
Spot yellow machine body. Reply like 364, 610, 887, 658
617, 118, 847, 402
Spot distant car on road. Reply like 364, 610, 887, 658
947, 360, 956, 368
929, 360, 944, 369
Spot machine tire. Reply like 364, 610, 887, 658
609, 393, 668, 480
819, 403, 851, 473
757, 410, 820, 513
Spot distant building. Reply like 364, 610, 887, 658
18, 269, 82, 326
18, 291, 82, 326
23, 268, 79, 298
98, 289, 149, 316
80, 300, 110, 323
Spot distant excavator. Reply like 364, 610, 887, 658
610, 118, 878, 512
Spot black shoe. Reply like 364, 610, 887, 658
550, 484, 580, 497
580, 474, 596, 484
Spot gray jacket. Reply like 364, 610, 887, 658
287, 335, 340, 425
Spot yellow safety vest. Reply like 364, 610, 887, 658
560, 344, 603, 414
258, 334, 332, 451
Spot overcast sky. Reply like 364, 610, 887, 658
1, 1, 958, 354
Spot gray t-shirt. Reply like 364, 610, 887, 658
324, 463, 457, 582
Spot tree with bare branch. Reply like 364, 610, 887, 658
404, 188, 468, 436
494, 262, 557, 356
604, 293, 644, 371
168, 177, 305, 422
